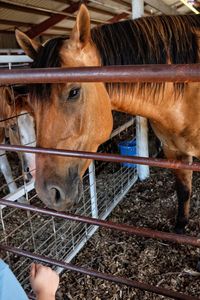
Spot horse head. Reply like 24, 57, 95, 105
15, 5, 113, 211
0, 86, 16, 128
0, 87, 36, 181
8, 106, 36, 181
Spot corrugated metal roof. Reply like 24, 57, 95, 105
12, 0, 67, 11
0, 8, 47, 23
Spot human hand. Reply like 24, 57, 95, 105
30, 263, 59, 298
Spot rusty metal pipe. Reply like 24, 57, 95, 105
0, 143, 200, 172
0, 244, 199, 300
0, 65, 200, 85
0, 199, 199, 247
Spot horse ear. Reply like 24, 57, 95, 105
70, 4, 91, 49
15, 29, 42, 59
3, 87, 14, 106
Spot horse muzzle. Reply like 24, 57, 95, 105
35, 168, 82, 211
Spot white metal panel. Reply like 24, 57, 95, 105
0, 55, 32, 63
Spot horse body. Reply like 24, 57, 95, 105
16, 5, 200, 232
110, 81, 200, 155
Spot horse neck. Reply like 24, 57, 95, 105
90, 15, 199, 121
108, 84, 174, 122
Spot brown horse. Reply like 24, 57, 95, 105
0, 86, 35, 189
16, 5, 200, 234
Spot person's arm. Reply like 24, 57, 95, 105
29, 263, 59, 300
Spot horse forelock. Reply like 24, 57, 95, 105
91, 14, 200, 99
30, 37, 67, 102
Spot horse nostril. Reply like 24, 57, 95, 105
50, 187, 62, 204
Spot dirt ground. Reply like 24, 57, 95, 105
57, 166, 200, 300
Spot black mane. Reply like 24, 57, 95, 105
91, 14, 199, 66
91, 14, 200, 96
30, 37, 66, 100
30, 14, 200, 99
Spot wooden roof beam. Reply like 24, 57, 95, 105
108, 12, 129, 23
108, 3, 152, 23
55, 0, 115, 16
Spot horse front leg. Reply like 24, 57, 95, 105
163, 146, 193, 234
174, 165, 193, 234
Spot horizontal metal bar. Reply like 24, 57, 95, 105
0, 244, 198, 300
0, 199, 199, 247
0, 65, 199, 85
0, 144, 200, 172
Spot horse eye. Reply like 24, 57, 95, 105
67, 88, 80, 101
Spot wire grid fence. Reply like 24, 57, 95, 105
0, 99, 138, 292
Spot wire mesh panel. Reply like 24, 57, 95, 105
0, 106, 137, 293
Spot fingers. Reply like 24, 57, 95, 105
30, 263, 36, 278
30, 263, 59, 280
29, 263, 60, 296
31, 263, 53, 275
30, 263, 44, 278
35, 263, 43, 273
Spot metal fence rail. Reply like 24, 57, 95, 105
0, 64, 200, 85
0, 198, 200, 247
1, 143, 200, 171
0, 243, 198, 300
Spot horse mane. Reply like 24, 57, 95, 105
30, 14, 200, 100
91, 14, 200, 97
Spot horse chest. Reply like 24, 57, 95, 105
150, 121, 200, 157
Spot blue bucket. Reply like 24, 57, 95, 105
118, 138, 137, 168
